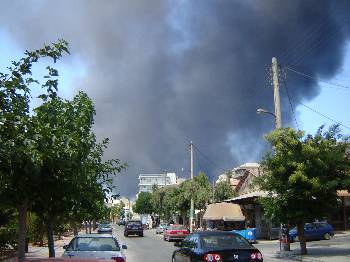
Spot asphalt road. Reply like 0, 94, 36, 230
26, 224, 350, 261
113, 224, 283, 262
114, 224, 177, 262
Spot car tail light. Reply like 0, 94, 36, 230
111, 257, 125, 262
169, 230, 176, 234
204, 253, 222, 262
250, 252, 263, 260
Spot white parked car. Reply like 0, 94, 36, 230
156, 223, 168, 234
62, 234, 127, 261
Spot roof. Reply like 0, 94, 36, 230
203, 202, 245, 221
193, 230, 242, 236
224, 191, 270, 202
76, 234, 115, 238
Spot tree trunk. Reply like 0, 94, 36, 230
85, 221, 88, 233
297, 221, 307, 255
74, 224, 79, 236
89, 221, 92, 233
18, 202, 28, 262
46, 218, 55, 257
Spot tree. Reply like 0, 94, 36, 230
32, 91, 124, 257
110, 202, 125, 222
256, 126, 350, 255
214, 181, 236, 202
0, 40, 69, 261
133, 192, 153, 215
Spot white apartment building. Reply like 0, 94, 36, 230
138, 172, 178, 193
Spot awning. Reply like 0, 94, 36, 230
224, 191, 271, 202
203, 202, 245, 221
337, 190, 350, 197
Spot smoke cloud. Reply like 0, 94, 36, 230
1, 0, 349, 197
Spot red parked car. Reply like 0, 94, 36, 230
163, 224, 189, 242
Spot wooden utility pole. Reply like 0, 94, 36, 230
190, 141, 194, 232
272, 57, 282, 129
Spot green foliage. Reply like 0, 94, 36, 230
110, 202, 125, 221
0, 40, 127, 255
134, 192, 153, 214
256, 126, 350, 224
214, 181, 236, 202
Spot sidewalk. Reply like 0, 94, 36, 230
272, 231, 350, 262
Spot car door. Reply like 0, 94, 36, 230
305, 223, 317, 240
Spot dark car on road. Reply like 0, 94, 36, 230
97, 223, 113, 234
172, 231, 263, 262
124, 220, 143, 237
289, 222, 334, 242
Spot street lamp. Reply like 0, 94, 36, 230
256, 108, 277, 129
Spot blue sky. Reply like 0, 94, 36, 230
296, 42, 350, 135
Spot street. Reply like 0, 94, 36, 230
25, 224, 350, 262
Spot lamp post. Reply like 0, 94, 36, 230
256, 108, 277, 129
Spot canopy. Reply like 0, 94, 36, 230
203, 202, 245, 221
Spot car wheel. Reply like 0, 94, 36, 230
324, 233, 331, 240
140, 233, 144, 237
163, 235, 166, 241
124, 233, 128, 237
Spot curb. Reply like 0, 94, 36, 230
274, 251, 324, 262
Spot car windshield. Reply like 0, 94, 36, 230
201, 234, 251, 250
69, 237, 120, 251
170, 225, 186, 230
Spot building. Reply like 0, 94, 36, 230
216, 163, 261, 193
138, 172, 178, 193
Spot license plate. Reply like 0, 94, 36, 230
177, 232, 183, 234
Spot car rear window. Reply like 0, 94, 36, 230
99, 224, 111, 228
170, 225, 187, 230
69, 237, 120, 251
201, 234, 251, 249
127, 221, 142, 226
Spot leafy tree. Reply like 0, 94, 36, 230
110, 202, 125, 222
256, 126, 350, 255
0, 40, 69, 261
214, 181, 236, 202
133, 192, 153, 214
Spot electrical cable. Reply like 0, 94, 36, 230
283, 66, 350, 89
279, 67, 299, 130
279, 88, 350, 131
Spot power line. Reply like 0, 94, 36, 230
192, 144, 229, 174
284, 66, 350, 89
279, 89, 350, 131
279, 67, 300, 130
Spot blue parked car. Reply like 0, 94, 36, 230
289, 222, 334, 242
232, 228, 257, 243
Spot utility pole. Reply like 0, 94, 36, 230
212, 178, 215, 203
272, 57, 282, 129
272, 57, 289, 251
190, 141, 194, 233
164, 170, 167, 187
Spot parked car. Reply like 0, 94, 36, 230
97, 223, 113, 234
118, 220, 126, 226
163, 224, 189, 242
172, 231, 263, 262
124, 220, 144, 237
156, 223, 168, 234
289, 222, 334, 242
62, 234, 127, 261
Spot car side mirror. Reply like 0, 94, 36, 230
174, 242, 182, 247
122, 244, 127, 249
63, 245, 68, 250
